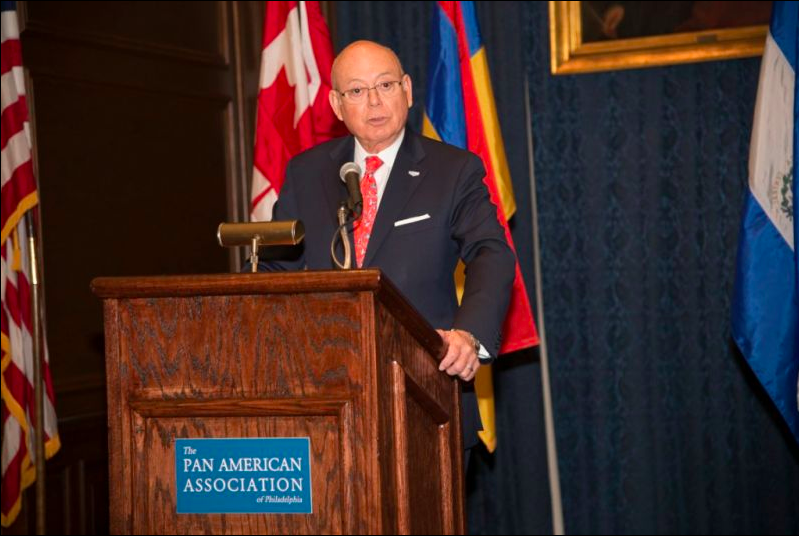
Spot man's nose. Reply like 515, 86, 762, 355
367, 86, 382, 106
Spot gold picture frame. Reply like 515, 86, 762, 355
549, 1, 770, 75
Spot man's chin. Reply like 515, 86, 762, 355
358, 130, 399, 151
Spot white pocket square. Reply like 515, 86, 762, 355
394, 214, 431, 227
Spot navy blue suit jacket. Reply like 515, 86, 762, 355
263, 130, 515, 446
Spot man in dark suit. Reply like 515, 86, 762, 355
262, 40, 515, 452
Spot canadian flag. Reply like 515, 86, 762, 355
251, 1, 346, 222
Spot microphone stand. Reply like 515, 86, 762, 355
331, 202, 354, 269
331, 198, 364, 270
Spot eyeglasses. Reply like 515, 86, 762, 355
337, 80, 403, 103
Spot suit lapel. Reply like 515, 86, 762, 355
362, 132, 426, 267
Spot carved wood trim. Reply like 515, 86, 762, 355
390, 361, 411, 534
129, 397, 351, 417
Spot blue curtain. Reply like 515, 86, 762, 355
335, 2, 799, 534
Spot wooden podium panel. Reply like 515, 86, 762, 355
92, 270, 464, 535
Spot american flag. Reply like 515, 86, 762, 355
250, 0, 345, 222
1, 1, 60, 527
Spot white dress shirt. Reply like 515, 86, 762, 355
353, 129, 405, 209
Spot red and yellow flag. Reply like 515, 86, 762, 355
424, 0, 539, 452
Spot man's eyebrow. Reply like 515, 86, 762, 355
342, 71, 395, 86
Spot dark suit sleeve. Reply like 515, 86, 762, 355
450, 154, 516, 357
254, 159, 307, 272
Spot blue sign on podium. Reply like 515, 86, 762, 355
175, 437, 312, 514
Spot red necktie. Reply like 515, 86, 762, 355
354, 155, 383, 267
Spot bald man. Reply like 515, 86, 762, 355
261, 41, 515, 455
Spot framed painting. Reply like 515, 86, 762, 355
549, 1, 772, 75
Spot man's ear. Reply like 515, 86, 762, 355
329, 90, 344, 121
403, 73, 413, 109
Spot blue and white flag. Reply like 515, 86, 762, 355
732, 1, 798, 443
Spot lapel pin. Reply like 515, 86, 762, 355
408, 170, 420, 177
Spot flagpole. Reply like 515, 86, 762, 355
26, 213, 46, 535
523, 78, 565, 536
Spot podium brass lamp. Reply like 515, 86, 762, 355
217, 221, 304, 272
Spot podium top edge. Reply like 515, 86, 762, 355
91, 269, 444, 358
90, 270, 386, 299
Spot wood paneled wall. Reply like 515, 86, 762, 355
3, 2, 265, 533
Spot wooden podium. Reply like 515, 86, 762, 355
91, 270, 465, 535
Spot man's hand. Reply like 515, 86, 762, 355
436, 329, 480, 382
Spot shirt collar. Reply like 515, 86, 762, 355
353, 129, 405, 172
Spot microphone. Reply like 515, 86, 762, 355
339, 162, 363, 217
